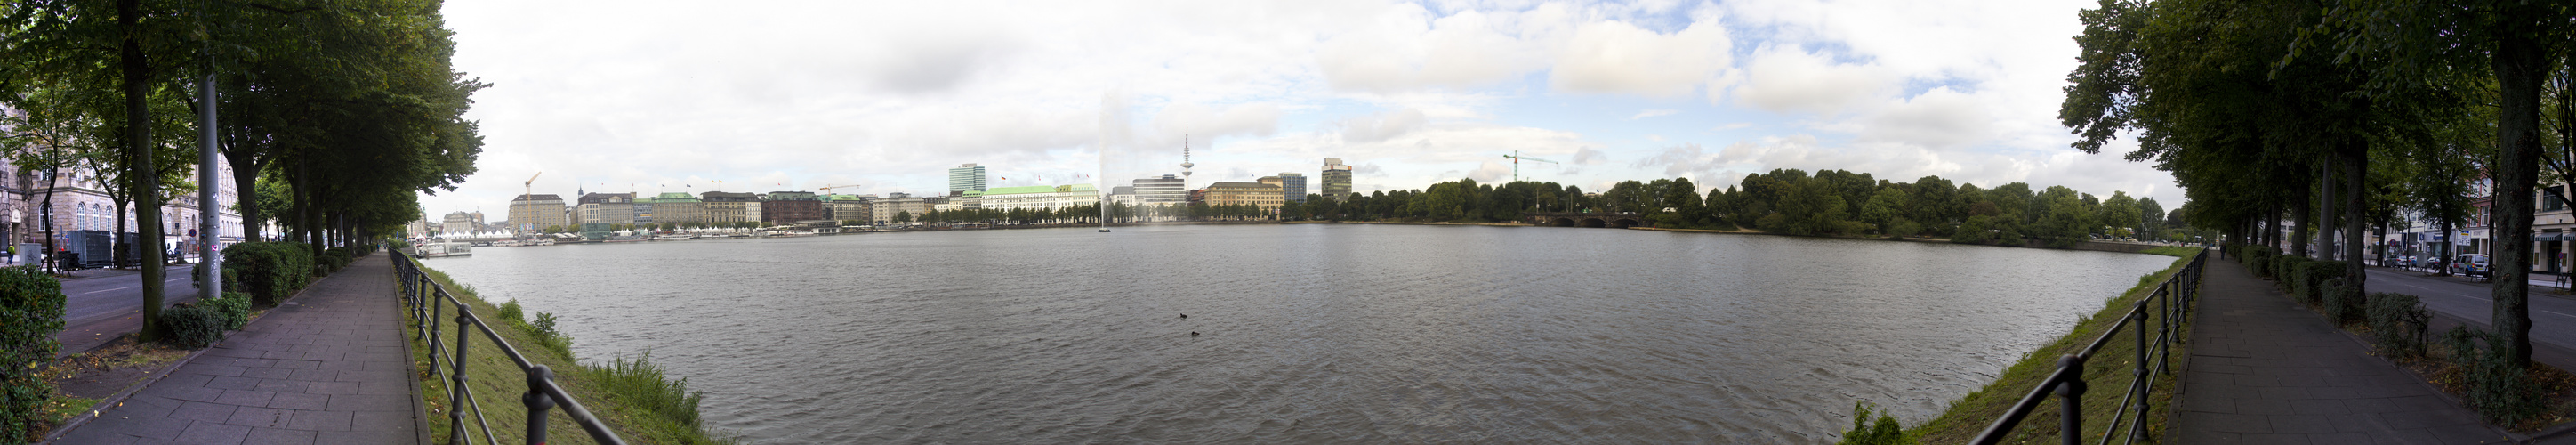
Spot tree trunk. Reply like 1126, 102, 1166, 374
2490, 31, 2542, 368
118, 0, 165, 341
2343, 144, 2367, 294
2293, 184, 2312, 257
2321, 160, 2339, 262
220, 143, 263, 242
40, 165, 59, 273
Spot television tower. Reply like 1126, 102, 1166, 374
1179, 131, 1194, 182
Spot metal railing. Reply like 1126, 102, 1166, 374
1971, 250, 2204, 445
392, 248, 628, 445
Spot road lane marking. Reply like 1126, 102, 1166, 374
2548, 310, 2576, 320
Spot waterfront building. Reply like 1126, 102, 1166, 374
23, 161, 246, 249
574, 192, 636, 225
1133, 174, 1186, 206
648, 192, 704, 224
440, 211, 475, 236
981, 184, 1099, 213
1322, 158, 1353, 201
508, 194, 568, 233
948, 164, 987, 194
872, 193, 930, 224
1107, 186, 1137, 206
761, 191, 824, 224
1203, 182, 1284, 211
701, 191, 764, 225
825, 194, 874, 222
1278, 173, 1307, 203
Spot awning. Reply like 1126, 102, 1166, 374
2540, 232, 2568, 242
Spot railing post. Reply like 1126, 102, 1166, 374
2134, 311, 2150, 438
525, 365, 559, 445
452, 302, 472, 445
2057, 354, 2085, 445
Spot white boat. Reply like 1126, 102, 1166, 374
415, 242, 473, 257
654, 234, 691, 241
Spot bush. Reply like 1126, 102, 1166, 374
159, 303, 227, 349
204, 292, 253, 331
2322, 278, 2363, 325
2268, 255, 2305, 287
223, 242, 317, 306
2296, 261, 2346, 304
586, 351, 708, 428
0, 265, 65, 442
2443, 327, 2546, 423
2368, 293, 2429, 358
1838, 400, 1911, 445
497, 299, 524, 324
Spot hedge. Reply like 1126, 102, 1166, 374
2294, 261, 2345, 304
0, 265, 63, 443
204, 292, 253, 331
160, 303, 227, 349
223, 242, 316, 306
2368, 292, 2428, 358
2322, 278, 2362, 325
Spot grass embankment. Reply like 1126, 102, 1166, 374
403, 264, 732, 444
1897, 247, 2202, 443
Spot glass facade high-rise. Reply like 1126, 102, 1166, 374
1133, 174, 1187, 206
1321, 158, 1353, 201
948, 164, 988, 194
1278, 173, 1307, 203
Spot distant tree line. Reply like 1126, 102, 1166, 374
1273, 172, 2210, 247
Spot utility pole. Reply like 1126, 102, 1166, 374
197, 72, 219, 300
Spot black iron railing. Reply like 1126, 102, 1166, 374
392, 249, 626, 445
1972, 250, 2204, 445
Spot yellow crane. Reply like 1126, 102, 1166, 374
1501, 151, 1558, 182
519, 171, 542, 235
819, 184, 864, 195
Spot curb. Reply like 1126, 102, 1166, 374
37, 267, 328, 444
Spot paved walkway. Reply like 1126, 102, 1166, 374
54, 256, 423, 444
2174, 256, 2510, 444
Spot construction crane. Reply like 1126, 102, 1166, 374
1501, 151, 1559, 182
819, 184, 864, 195
519, 171, 542, 235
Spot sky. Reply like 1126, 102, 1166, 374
416, 0, 2178, 217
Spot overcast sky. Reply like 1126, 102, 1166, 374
415, 0, 2177, 217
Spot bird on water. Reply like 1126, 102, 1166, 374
1190, 331, 1200, 336
1179, 313, 1187, 319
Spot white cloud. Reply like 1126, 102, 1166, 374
1549, 20, 1734, 97
1731, 45, 1896, 115
1338, 109, 1430, 143
1859, 87, 1992, 150
1316, 6, 1546, 93
1630, 109, 1680, 119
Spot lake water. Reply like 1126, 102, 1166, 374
420, 223, 2176, 443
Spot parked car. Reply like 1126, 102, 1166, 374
2451, 254, 2491, 278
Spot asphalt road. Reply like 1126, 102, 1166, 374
2364, 265, 2576, 352
52, 264, 204, 356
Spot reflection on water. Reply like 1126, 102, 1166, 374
423, 224, 2174, 443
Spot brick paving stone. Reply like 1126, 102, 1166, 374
54, 256, 423, 444
2175, 256, 2511, 444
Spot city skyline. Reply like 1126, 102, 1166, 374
417, 0, 2182, 221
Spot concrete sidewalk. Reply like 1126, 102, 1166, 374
2173, 256, 2508, 444
51, 256, 423, 445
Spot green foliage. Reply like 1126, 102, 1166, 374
0, 265, 64, 442
497, 299, 523, 324
223, 241, 316, 306
1885, 218, 1922, 239
2443, 327, 2546, 424
205, 292, 253, 331
2321, 278, 2362, 325
2295, 261, 2346, 304
1838, 400, 1912, 445
585, 352, 709, 429
2141, 246, 2202, 257
159, 303, 227, 349
2368, 293, 2429, 358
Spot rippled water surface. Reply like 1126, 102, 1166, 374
421, 224, 2177, 443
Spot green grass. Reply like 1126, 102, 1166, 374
42, 396, 101, 425
403, 261, 736, 445
2142, 246, 2206, 257
1903, 253, 2199, 444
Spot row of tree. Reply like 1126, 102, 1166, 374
1266, 174, 2210, 247
0, 0, 483, 338
2057, 0, 2571, 390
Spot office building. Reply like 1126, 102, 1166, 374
1204, 182, 1284, 211
701, 191, 763, 224
1323, 158, 1353, 201
648, 192, 704, 224
507, 194, 567, 233
1133, 174, 1187, 206
1279, 173, 1307, 203
761, 191, 825, 223
949, 164, 987, 194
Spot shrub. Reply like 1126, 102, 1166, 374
204, 292, 253, 331
585, 351, 707, 428
2297, 261, 2346, 304
159, 303, 227, 349
497, 299, 524, 324
2368, 293, 2429, 358
0, 265, 65, 442
2245, 247, 2275, 278
2443, 327, 2546, 423
2269, 255, 2305, 288
1837, 400, 1911, 445
2322, 278, 2363, 325
223, 242, 317, 306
